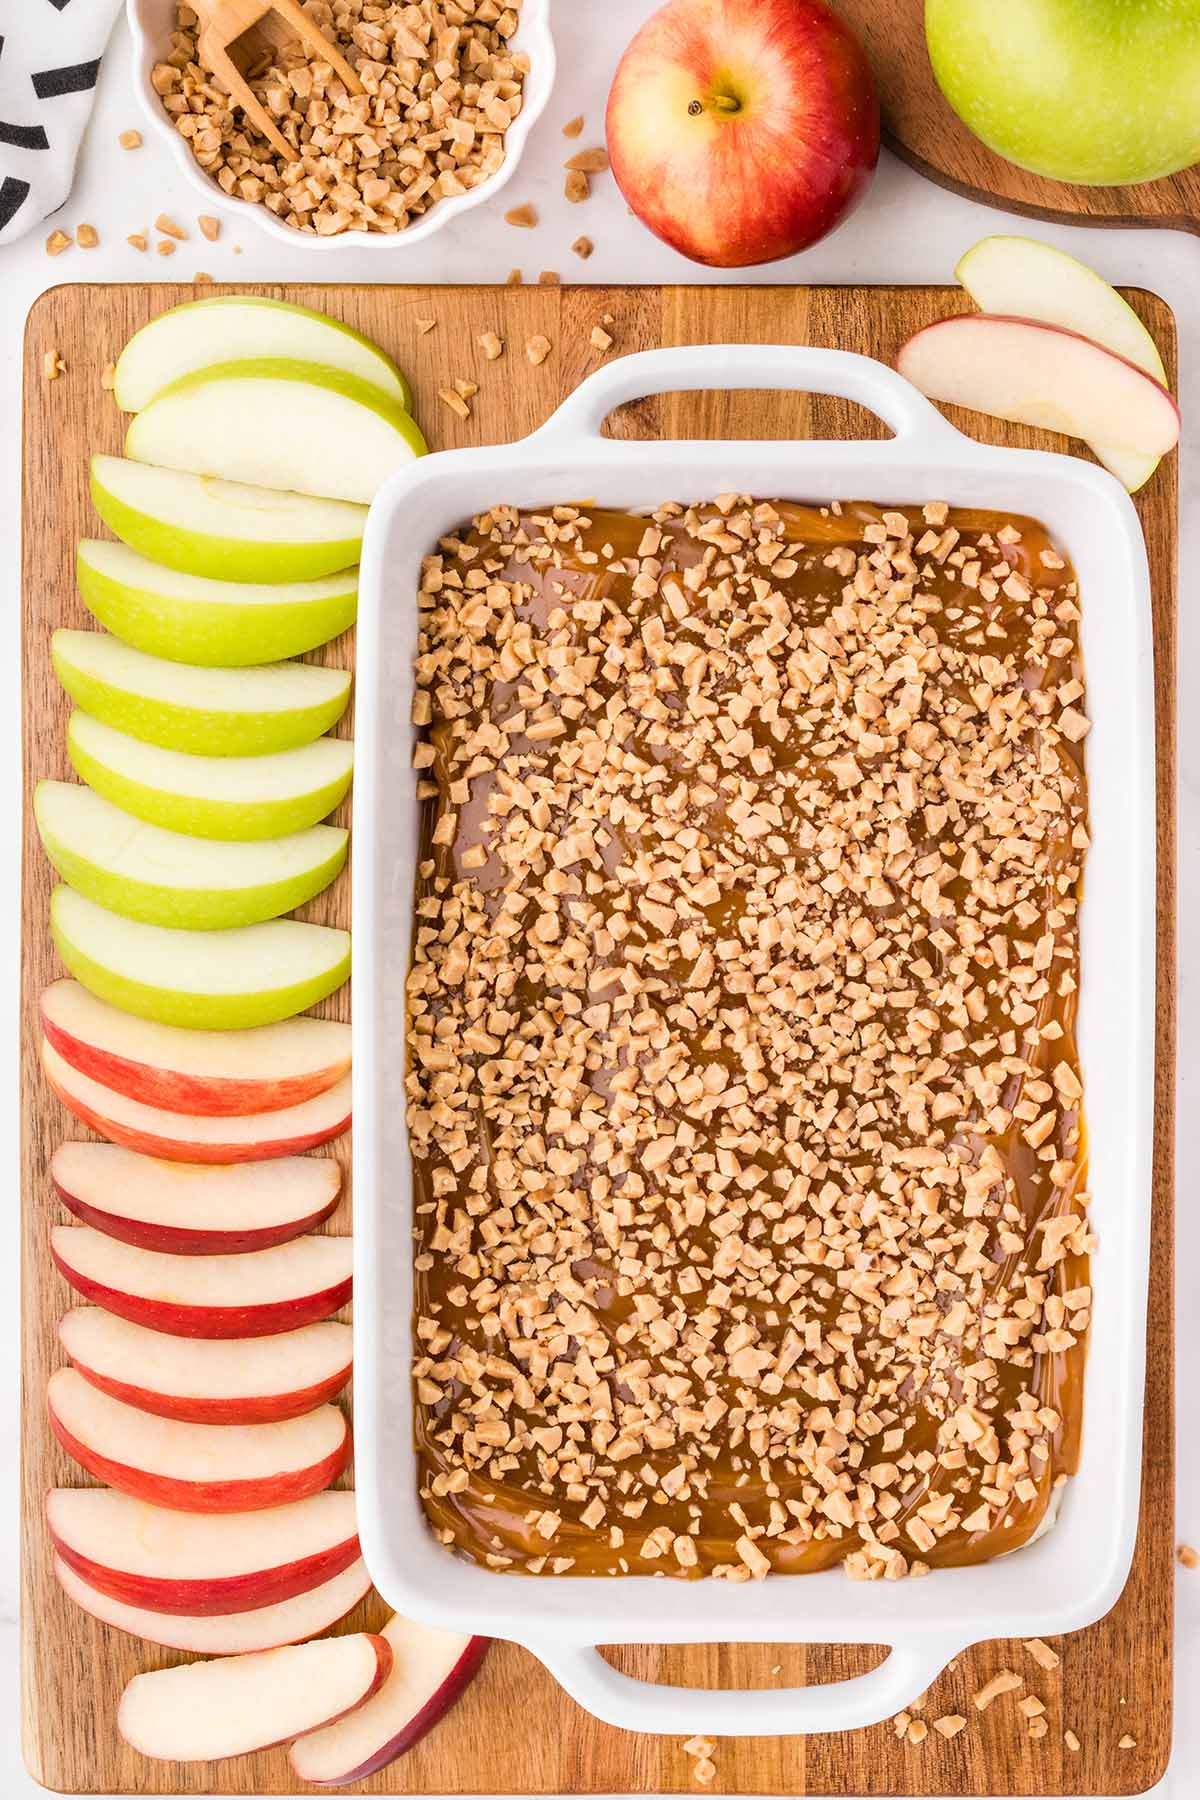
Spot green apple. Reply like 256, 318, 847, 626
35, 782, 347, 930
90, 455, 366, 584
113, 297, 412, 413
955, 235, 1169, 491
76, 540, 357, 667
51, 886, 351, 1029
67, 713, 354, 841
926, 0, 1200, 185
53, 631, 351, 756
125, 360, 428, 505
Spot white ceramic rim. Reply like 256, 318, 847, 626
353, 345, 1155, 1735
125, 0, 555, 251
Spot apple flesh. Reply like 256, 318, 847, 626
59, 1310, 353, 1422
36, 782, 347, 930
119, 1633, 392, 1762
51, 887, 351, 1030
290, 1613, 489, 1785
44, 1043, 351, 1162
43, 984, 351, 1116
926, 0, 1200, 186
126, 359, 427, 505
77, 539, 358, 667
896, 314, 1181, 457
55, 1551, 371, 1653
954, 235, 1170, 491
67, 713, 354, 842
47, 1367, 350, 1512
51, 1144, 342, 1251
606, 0, 879, 268
50, 1224, 353, 1337
113, 296, 412, 413
53, 630, 352, 756
46, 1486, 361, 1614
90, 454, 366, 584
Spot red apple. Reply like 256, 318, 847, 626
43, 1039, 351, 1163
55, 1552, 373, 1654
48, 1367, 350, 1511
606, 0, 879, 267
59, 1309, 353, 1423
46, 1487, 360, 1614
289, 1613, 489, 1785
51, 1142, 341, 1254
41, 980, 351, 1116
51, 1224, 353, 1338
118, 1634, 393, 1762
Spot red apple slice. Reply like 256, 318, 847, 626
118, 1633, 393, 1762
51, 1142, 341, 1253
60, 1309, 353, 1422
46, 1487, 360, 1614
896, 314, 1181, 456
51, 1225, 352, 1337
290, 1613, 489, 1785
48, 1367, 350, 1511
42, 980, 351, 1116
43, 1039, 351, 1162
55, 1552, 372, 1653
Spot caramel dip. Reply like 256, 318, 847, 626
406, 496, 1093, 1582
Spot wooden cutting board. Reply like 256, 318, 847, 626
20, 281, 1176, 1796
832, 0, 1200, 233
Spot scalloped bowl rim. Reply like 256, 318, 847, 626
125, 0, 555, 251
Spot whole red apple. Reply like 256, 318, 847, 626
605, 0, 880, 268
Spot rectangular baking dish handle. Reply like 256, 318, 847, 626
523, 343, 969, 454
535, 1637, 964, 1736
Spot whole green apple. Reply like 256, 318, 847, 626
925, 0, 1200, 184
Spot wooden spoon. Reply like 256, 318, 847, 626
190, 0, 363, 162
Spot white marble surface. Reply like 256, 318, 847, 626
0, 5, 1196, 1795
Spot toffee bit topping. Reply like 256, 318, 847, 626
972, 1669, 1023, 1711
409, 497, 1091, 1581
153, 0, 528, 238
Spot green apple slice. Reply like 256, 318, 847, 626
113, 297, 411, 413
51, 887, 351, 1029
68, 713, 354, 841
36, 783, 347, 930
125, 360, 428, 505
53, 632, 351, 756
955, 236, 1169, 492
90, 456, 366, 584
76, 540, 357, 667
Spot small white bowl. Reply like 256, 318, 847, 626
126, 0, 555, 250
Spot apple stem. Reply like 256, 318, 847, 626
711, 94, 740, 114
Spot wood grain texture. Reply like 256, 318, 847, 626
832, 0, 1200, 233
21, 282, 1176, 1796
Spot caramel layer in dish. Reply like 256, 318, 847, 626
407, 496, 1091, 1580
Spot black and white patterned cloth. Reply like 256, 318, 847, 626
0, 0, 123, 246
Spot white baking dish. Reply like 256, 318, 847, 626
127, 0, 554, 251
353, 345, 1155, 1736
